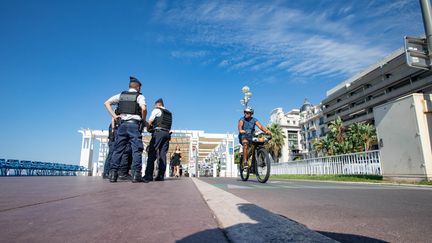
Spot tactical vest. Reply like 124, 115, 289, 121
117, 91, 142, 116
153, 108, 172, 130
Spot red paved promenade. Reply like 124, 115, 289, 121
0, 177, 227, 243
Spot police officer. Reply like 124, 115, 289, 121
102, 121, 115, 179
143, 98, 172, 182
104, 76, 147, 183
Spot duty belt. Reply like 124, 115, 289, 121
154, 127, 169, 132
121, 119, 141, 124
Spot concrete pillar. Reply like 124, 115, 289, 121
213, 163, 217, 177
228, 136, 237, 177
78, 129, 94, 176
96, 138, 109, 176
189, 132, 199, 177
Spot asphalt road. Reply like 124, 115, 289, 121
199, 177, 432, 243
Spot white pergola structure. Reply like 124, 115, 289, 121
78, 129, 237, 177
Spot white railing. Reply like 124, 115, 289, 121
271, 150, 381, 175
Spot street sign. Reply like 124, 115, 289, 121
404, 36, 430, 70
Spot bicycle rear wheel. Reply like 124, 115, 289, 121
239, 153, 250, 181
255, 148, 271, 183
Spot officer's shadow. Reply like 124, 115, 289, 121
176, 203, 387, 243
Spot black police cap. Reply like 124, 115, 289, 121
155, 98, 164, 105
129, 76, 142, 86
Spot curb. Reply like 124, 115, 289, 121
191, 178, 337, 243
269, 178, 432, 188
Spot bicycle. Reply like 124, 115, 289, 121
239, 134, 272, 183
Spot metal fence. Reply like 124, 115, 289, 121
271, 150, 381, 175
0, 159, 88, 176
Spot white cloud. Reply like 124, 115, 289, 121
152, 0, 422, 79
218, 60, 230, 67
170, 50, 208, 59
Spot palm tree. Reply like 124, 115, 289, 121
328, 116, 344, 143
347, 123, 363, 152
311, 117, 377, 156
312, 135, 335, 156
328, 116, 350, 154
346, 123, 377, 152
265, 123, 286, 162
312, 138, 324, 156
321, 135, 336, 156
360, 124, 377, 151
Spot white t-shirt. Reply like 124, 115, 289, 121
107, 88, 146, 121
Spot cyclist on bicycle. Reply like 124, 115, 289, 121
238, 107, 271, 169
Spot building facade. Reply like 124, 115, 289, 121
269, 108, 302, 162
298, 99, 325, 157
322, 47, 432, 126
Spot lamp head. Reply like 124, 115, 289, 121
242, 86, 250, 94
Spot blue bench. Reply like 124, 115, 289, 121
0, 159, 88, 176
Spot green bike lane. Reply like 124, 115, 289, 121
199, 177, 432, 243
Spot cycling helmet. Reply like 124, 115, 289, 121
244, 107, 254, 114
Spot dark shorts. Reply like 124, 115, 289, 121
239, 133, 252, 144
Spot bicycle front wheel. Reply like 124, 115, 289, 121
255, 148, 271, 183
239, 153, 250, 181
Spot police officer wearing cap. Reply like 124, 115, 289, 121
143, 98, 172, 182
104, 76, 147, 183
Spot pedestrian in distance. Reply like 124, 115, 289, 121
104, 76, 147, 183
172, 145, 181, 178
143, 98, 172, 182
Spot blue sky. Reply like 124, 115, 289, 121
0, 0, 424, 164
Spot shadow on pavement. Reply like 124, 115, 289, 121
177, 203, 387, 243
317, 231, 388, 243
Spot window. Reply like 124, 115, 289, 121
83, 138, 89, 149
287, 131, 299, 150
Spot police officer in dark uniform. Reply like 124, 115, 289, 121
102, 122, 133, 180
104, 77, 147, 183
143, 98, 172, 182
102, 122, 116, 179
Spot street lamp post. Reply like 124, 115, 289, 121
240, 86, 253, 108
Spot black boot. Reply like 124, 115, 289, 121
118, 172, 132, 181
109, 170, 118, 183
131, 171, 143, 183
155, 175, 164, 181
